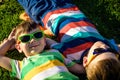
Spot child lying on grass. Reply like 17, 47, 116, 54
0, 21, 82, 80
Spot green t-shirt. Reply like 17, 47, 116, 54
10, 49, 79, 80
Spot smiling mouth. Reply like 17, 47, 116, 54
29, 44, 39, 48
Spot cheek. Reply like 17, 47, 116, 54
39, 38, 46, 46
38, 39, 46, 50
21, 44, 29, 51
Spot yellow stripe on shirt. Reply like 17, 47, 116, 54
23, 59, 65, 80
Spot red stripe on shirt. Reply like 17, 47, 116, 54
42, 6, 80, 28
58, 21, 96, 40
63, 42, 94, 57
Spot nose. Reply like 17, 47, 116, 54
30, 38, 36, 43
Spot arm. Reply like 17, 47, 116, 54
45, 38, 58, 48
0, 38, 15, 55
0, 56, 12, 71
0, 28, 16, 71
0, 38, 14, 71
0, 28, 16, 55
67, 63, 85, 74
64, 58, 85, 74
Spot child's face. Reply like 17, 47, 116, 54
83, 41, 119, 67
15, 28, 46, 57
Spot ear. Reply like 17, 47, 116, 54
15, 43, 23, 53
83, 56, 88, 67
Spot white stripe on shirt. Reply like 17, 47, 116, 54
31, 66, 68, 80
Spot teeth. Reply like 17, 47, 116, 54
31, 50, 35, 53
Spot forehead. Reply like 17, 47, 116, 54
19, 28, 40, 36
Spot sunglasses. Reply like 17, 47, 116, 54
93, 48, 119, 55
86, 48, 119, 67
18, 31, 43, 43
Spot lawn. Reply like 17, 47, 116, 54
0, 0, 120, 80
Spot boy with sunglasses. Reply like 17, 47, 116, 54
0, 21, 80, 80
16, 0, 120, 80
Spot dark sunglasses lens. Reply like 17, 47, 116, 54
34, 32, 43, 39
20, 35, 30, 43
93, 48, 118, 55
93, 48, 105, 54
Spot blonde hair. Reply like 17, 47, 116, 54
85, 58, 120, 80
15, 21, 39, 41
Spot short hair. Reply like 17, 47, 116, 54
85, 58, 120, 80
15, 21, 39, 41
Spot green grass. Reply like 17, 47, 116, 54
0, 0, 120, 79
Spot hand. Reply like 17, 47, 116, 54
19, 12, 31, 21
0, 28, 16, 55
8, 28, 16, 39
8, 28, 16, 50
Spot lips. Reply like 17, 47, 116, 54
29, 42, 40, 48
30, 44, 39, 48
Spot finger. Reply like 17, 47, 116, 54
8, 28, 16, 39
2, 38, 7, 43
10, 28, 16, 36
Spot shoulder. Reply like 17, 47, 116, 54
43, 49, 63, 57
43, 49, 61, 54
48, 49, 60, 53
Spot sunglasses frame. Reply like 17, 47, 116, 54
18, 31, 44, 43
85, 48, 119, 67
93, 48, 119, 55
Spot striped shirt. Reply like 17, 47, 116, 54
10, 49, 79, 80
18, 0, 119, 63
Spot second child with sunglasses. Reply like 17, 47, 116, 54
0, 21, 82, 80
